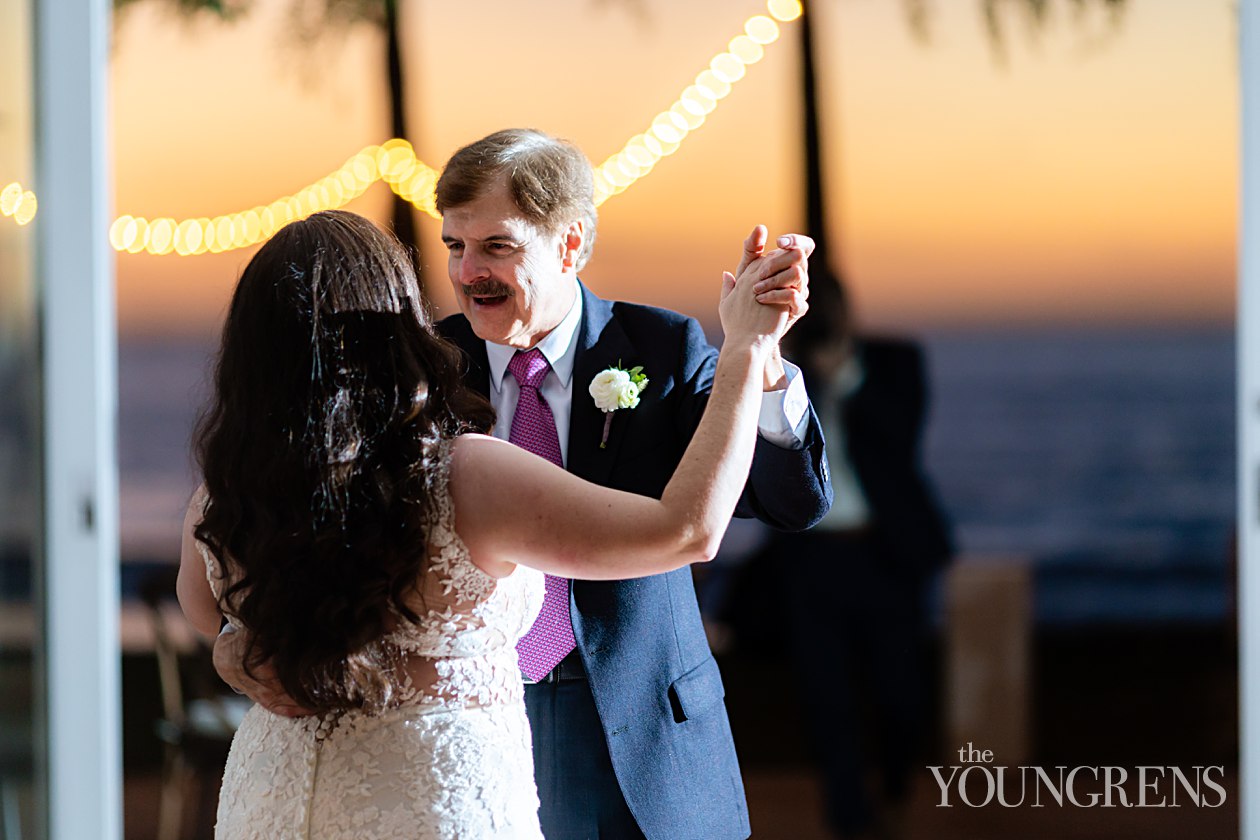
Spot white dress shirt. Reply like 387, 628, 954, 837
814, 354, 872, 531
484, 291, 810, 467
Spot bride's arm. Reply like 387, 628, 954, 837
177, 490, 224, 639
451, 260, 793, 581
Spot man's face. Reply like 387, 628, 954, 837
440, 176, 581, 349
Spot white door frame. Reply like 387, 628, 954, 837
34, 0, 121, 836
1242, 3, 1259, 838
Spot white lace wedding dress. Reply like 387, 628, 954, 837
199, 439, 546, 839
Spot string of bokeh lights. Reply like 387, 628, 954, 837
3, 0, 803, 252
1, 182, 37, 226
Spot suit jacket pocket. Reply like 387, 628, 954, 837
668, 656, 726, 723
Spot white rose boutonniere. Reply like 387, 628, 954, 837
589, 363, 649, 448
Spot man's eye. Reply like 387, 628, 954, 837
488, 242, 513, 253
445, 242, 463, 253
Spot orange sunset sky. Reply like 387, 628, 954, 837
107, 0, 1237, 337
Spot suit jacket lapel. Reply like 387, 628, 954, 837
568, 284, 636, 486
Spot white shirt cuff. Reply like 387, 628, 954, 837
756, 359, 809, 450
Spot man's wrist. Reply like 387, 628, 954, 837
762, 345, 788, 392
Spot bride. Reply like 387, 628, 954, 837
175, 210, 790, 839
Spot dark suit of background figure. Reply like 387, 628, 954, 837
780, 335, 953, 840
440, 283, 832, 840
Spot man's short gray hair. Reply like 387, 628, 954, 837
435, 128, 598, 271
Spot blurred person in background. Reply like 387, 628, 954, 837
777, 273, 954, 840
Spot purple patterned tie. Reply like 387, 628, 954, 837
508, 349, 578, 681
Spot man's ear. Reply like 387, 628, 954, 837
561, 220, 585, 270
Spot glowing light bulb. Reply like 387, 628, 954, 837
767, 0, 802, 23
682, 86, 718, 116
123, 218, 144, 252
378, 140, 414, 181
745, 15, 780, 44
109, 216, 132, 251
18, 191, 36, 224
649, 126, 680, 147
695, 70, 732, 100
710, 53, 746, 84
592, 169, 615, 203
257, 207, 276, 239
603, 162, 632, 189
672, 101, 705, 130
149, 218, 175, 254
616, 153, 644, 181
192, 219, 212, 255
729, 35, 765, 65
214, 217, 234, 252
402, 168, 435, 203
325, 177, 345, 207
1, 183, 21, 216
175, 219, 202, 255
126, 217, 150, 254
338, 170, 358, 196
272, 200, 293, 226
243, 209, 262, 244
651, 111, 689, 145
228, 214, 247, 249
654, 133, 682, 157
624, 137, 656, 169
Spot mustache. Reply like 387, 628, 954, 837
461, 280, 514, 299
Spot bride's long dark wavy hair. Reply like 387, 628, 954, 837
193, 210, 493, 714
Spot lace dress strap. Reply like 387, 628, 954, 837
422, 436, 496, 605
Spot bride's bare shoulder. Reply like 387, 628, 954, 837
449, 433, 558, 501
449, 432, 512, 464
448, 433, 518, 485
451, 432, 504, 448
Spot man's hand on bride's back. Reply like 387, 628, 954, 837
213, 626, 314, 718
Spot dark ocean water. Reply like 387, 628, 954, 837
919, 328, 1235, 626
117, 327, 1237, 627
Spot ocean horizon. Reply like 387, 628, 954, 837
115, 324, 1236, 627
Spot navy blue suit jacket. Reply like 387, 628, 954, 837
438, 283, 831, 839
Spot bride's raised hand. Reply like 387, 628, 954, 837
731, 224, 812, 332
719, 228, 793, 352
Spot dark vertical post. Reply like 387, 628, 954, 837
385, 0, 424, 287
799, 0, 843, 294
